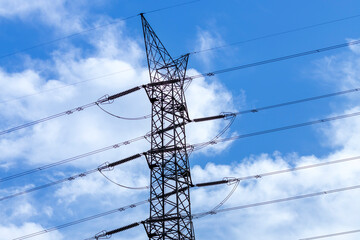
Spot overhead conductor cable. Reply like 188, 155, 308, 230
80, 183, 360, 240
0, 0, 200, 60
3, 39, 360, 105
12, 162, 360, 240
3, 109, 360, 185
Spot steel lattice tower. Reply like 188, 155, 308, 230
141, 14, 195, 240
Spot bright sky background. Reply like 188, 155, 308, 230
1, 0, 360, 239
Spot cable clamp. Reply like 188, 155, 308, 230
209, 211, 217, 215
95, 230, 110, 239
220, 112, 236, 120
144, 132, 152, 143
223, 177, 239, 185
97, 94, 114, 105
98, 162, 114, 172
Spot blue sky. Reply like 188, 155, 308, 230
1, 0, 360, 239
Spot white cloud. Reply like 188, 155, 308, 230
185, 70, 238, 154
194, 28, 225, 67
314, 41, 360, 92
0, 0, 84, 33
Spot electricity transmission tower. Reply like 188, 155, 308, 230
140, 14, 195, 240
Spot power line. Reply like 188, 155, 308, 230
192, 184, 360, 218
0, 80, 179, 136
192, 110, 360, 150
72, 94, 360, 239
11, 199, 150, 240
0, 134, 148, 183
0, 0, 199, 60
3, 37, 360, 106
0, 69, 133, 104
0, 16, 135, 60
9, 151, 360, 239
0, 88, 139, 136
233, 88, 360, 115
0, 113, 234, 200
1, 6, 356, 62
0, 112, 231, 184
81, 183, 360, 239
230, 155, 360, 181
3, 81, 359, 139
4, 135, 360, 202
187, 39, 360, 80
0, 168, 98, 202
3, 108, 360, 185
299, 228, 360, 240
2, 107, 360, 203
0, 102, 96, 136
188, 13, 360, 55
140, 0, 200, 15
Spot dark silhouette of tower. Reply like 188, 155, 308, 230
141, 14, 195, 240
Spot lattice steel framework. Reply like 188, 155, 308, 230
141, 14, 195, 240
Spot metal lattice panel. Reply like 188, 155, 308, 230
141, 14, 195, 240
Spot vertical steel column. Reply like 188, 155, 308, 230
141, 14, 195, 240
